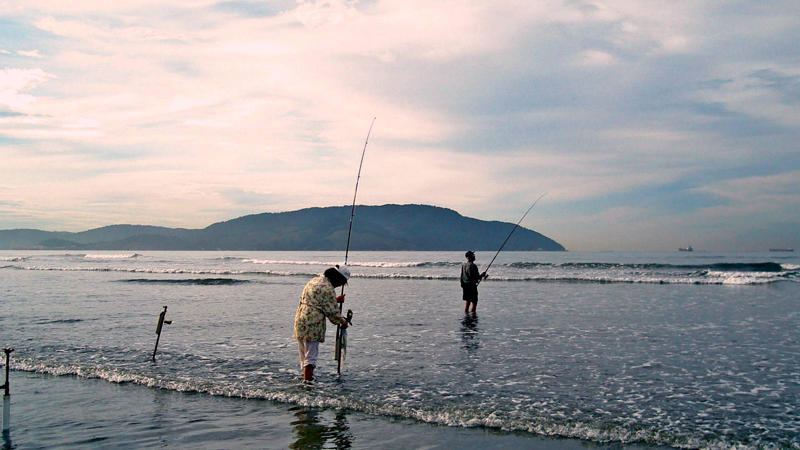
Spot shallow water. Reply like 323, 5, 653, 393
1, 251, 798, 449
4, 372, 668, 449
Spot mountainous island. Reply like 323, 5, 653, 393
0, 204, 565, 251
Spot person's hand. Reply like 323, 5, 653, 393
336, 294, 346, 303
481, 271, 488, 279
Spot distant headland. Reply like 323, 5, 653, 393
0, 204, 566, 251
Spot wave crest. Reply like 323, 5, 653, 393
9, 357, 738, 449
84, 253, 141, 259
243, 259, 458, 268
118, 278, 250, 285
4, 264, 796, 285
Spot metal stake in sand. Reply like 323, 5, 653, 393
335, 117, 376, 376
2, 348, 13, 431
152, 306, 172, 361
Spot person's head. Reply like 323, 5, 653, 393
323, 264, 351, 288
465, 251, 475, 262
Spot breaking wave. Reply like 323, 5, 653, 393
2, 264, 796, 285
243, 259, 458, 268
84, 253, 141, 260
7, 357, 754, 450
8, 265, 317, 277
509, 261, 787, 272
118, 278, 251, 286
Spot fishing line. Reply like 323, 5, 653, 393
481, 192, 547, 280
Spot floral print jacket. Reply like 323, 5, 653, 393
293, 275, 347, 342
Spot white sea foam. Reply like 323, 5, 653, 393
84, 253, 141, 259
242, 259, 447, 268
0, 256, 25, 261
7, 264, 795, 284
16, 265, 315, 277
701, 270, 780, 285
9, 357, 732, 450
244, 259, 331, 265
348, 261, 436, 268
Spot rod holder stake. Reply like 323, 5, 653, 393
152, 306, 172, 361
2, 347, 13, 432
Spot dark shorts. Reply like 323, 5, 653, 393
461, 284, 478, 302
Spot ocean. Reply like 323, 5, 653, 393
1, 250, 798, 449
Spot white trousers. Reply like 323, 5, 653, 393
297, 340, 319, 369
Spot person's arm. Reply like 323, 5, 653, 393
319, 288, 348, 327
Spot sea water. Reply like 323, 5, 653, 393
0, 250, 798, 449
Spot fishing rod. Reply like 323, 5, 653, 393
480, 192, 547, 281
343, 117, 376, 267
335, 117, 376, 375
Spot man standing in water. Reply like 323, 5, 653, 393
294, 264, 351, 383
461, 251, 487, 313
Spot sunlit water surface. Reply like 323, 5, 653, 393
1, 251, 798, 449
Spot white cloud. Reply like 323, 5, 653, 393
0, 0, 798, 250
19, 0, 215, 14
295, 0, 360, 28
35, 17, 100, 39
574, 50, 616, 67
0, 67, 57, 110
692, 171, 800, 202
63, 118, 100, 129
169, 96, 217, 113
184, 119, 228, 128
17, 49, 43, 58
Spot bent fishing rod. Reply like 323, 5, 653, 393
343, 117, 376, 268
479, 192, 547, 282
335, 117, 376, 375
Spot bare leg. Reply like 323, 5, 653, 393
464, 301, 470, 313
303, 364, 314, 381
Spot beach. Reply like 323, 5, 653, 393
1, 251, 798, 448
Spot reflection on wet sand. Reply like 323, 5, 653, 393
290, 405, 353, 449
460, 312, 480, 354
2, 430, 11, 450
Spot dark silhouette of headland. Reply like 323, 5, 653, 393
0, 204, 565, 251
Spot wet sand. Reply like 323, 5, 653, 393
2, 372, 669, 449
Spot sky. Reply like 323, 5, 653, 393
1, 0, 798, 252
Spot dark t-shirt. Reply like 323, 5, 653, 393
461, 261, 480, 301
461, 261, 480, 286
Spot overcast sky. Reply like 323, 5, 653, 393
1, 0, 798, 251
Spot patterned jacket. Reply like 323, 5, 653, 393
293, 275, 347, 342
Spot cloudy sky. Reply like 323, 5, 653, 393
1, 0, 798, 251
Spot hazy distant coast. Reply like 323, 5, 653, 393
0, 204, 565, 251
